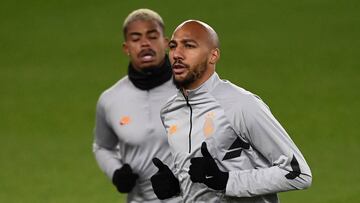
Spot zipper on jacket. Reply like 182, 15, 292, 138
182, 90, 193, 153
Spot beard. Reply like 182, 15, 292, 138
173, 59, 208, 89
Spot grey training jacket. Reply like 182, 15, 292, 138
160, 73, 312, 203
93, 77, 180, 203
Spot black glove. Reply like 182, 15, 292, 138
150, 158, 180, 200
189, 142, 229, 191
112, 164, 139, 193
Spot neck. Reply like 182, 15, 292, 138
185, 68, 215, 90
128, 55, 172, 90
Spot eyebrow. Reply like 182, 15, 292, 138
146, 29, 159, 35
128, 29, 160, 37
181, 39, 198, 45
129, 32, 141, 37
169, 38, 199, 45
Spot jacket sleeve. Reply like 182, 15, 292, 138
92, 96, 122, 180
225, 95, 312, 197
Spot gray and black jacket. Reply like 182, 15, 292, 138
93, 75, 180, 203
160, 72, 312, 203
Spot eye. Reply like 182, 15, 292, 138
168, 42, 177, 49
130, 37, 140, 42
148, 34, 159, 40
185, 43, 196, 48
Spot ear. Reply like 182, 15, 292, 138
164, 36, 169, 44
163, 37, 169, 49
209, 48, 220, 64
122, 42, 129, 56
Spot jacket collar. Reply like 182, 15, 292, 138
179, 72, 221, 99
128, 55, 172, 90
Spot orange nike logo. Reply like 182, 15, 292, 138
119, 116, 131, 125
168, 124, 177, 136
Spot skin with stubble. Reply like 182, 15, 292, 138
168, 20, 220, 90
123, 20, 168, 71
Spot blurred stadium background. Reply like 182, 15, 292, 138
0, 0, 359, 202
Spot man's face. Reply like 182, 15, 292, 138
123, 20, 167, 70
168, 23, 213, 89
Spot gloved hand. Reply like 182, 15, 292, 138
112, 164, 139, 193
189, 142, 229, 191
150, 158, 180, 200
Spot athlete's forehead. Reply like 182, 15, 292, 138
126, 20, 163, 36
171, 20, 217, 47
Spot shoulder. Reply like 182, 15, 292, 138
97, 76, 132, 107
212, 80, 261, 107
160, 92, 180, 116
210, 79, 272, 122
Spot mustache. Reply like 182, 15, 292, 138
138, 49, 156, 57
172, 60, 188, 68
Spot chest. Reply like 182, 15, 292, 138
163, 99, 239, 156
106, 92, 170, 145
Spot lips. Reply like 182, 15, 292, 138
138, 49, 156, 62
172, 61, 188, 75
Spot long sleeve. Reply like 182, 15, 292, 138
225, 95, 312, 197
93, 97, 122, 179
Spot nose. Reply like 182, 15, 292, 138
170, 46, 184, 61
140, 37, 150, 47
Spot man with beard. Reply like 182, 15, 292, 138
93, 9, 180, 203
150, 20, 312, 202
